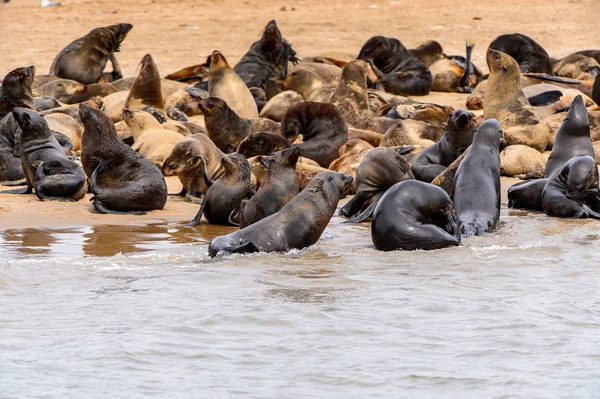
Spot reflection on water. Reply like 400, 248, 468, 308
1, 206, 600, 398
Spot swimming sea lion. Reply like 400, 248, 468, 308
239, 146, 299, 228
280, 102, 349, 167
207, 171, 353, 258
198, 97, 279, 153
371, 180, 461, 251
125, 54, 164, 111
79, 103, 167, 214
542, 156, 600, 219
488, 33, 552, 74
209, 50, 258, 119
453, 119, 504, 236
412, 109, 474, 182
49, 23, 133, 84
11, 108, 86, 200
187, 153, 254, 226
340, 146, 414, 223
236, 132, 290, 158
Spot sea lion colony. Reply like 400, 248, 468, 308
1, 22, 600, 257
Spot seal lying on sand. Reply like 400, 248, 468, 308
207, 171, 353, 258
488, 33, 552, 74
371, 180, 461, 251
49, 23, 133, 84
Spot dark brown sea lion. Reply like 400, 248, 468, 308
187, 153, 254, 226
371, 180, 461, 251
339, 146, 414, 222
79, 104, 167, 214
49, 23, 133, 84
198, 97, 279, 154
239, 146, 300, 228
125, 54, 164, 111
412, 109, 474, 183
488, 33, 552, 74
280, 102, 349, 167
236, 132, 290, 158
542, 156, 600, 219
207, 171, 353, 258
10, 108, 86, 201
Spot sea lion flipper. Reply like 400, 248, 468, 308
345, 202, 377, 223
458, 41, 474, 90
109, 54, 123, 82
92, 199, 147, 215
186, 199, 207, 226
228, 208, 241, 227
583, 205, 600, 219
212, 241, 259, 258
528, 90, 563, 106
1, 184, 33, 195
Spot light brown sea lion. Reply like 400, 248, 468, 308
553, 53, 600, 80
164, 87, 208, 122
484, 49, 550, 152
408, 40, 444, 67
101, 91, 129, 122
380, 119, 441, 148
209, 50, 258, 119
500, 144, 546, 179
44, 113, 83, 152
49, 24, 133, 84
60, 83, 118, 104
31, 75, 61, 90
125, 54, 164, 111
282, 68, 335, 102
40, 97, 103, 124
290, 61, 343, 83
132, 128, 185, 168
259, 90, 304, 122
32, 79, 86, 100
328, 139, 374, 194
347, 128, 383, 147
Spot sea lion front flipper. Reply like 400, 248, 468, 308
345, 202, 377, 223
458, 41, 474, 91
528, 90, 563, 106
109, 54, 123, 82
213, 241, 259, 258
522, 73, 581, 85
121, 136, 135, 146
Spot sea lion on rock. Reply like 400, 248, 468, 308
161, 134, 225, 200
239, 146, 300, 228
236, 132, 290, 158
10, 108, 86, 200
125, 54, 164, 111
209, 50, 258, 119
207, 171, 353, 258
187, 153, 254, 226
199, 97, 279, 154
488, 33, 552, 74
412, 109, 474, 182
340, 146, 414, 222
453, 119, 504, 236
542, 156, 600, 219
484, 49, 549, 152
280, 102, 349, 167
371, 180, 461, 251
49, 23, 133, 84
79, 104, 167, 214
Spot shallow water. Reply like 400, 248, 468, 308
1, 204, 600, 398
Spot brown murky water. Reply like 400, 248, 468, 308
1, 202, 600, 397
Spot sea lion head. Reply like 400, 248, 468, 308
357, 36, 392, 65
562, 95, 589, 135
79, 103, 116, 141
473, 118, 505, 150
51, 79, 87, 97
198, 97, 227, 118
486, 49, 520, 76
2, 65, 35, 94
447, 109, 475, 152
261, 145, 300, 169
12, 107, 48, 138
261, 20, 282, 49
89, 23, 133, 53
566, 155, 599, 198
209, 51, 231, 73
340, 60, 369, 86
236, 132, 290, 158
161, 140, 199, 176
221, 153, 251, 178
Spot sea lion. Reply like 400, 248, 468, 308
233, 20, 298, 91
508, 95, 594, 210
484, 49, 549, 152
31, 75, 61, 90
0, 66, 36, 182
412, 109, 474, 182
330, 60, 372, 128
453, 119, 504, 236
379, 119, 440, 148
541, 156, 600, 219
347, 128, 383, 147
209, 50, 258, 119
100, 91, 129, 122
60, 83, 118, 104
34, 96, 61, 111
282, 68, 335, 102
198, 97, 279, 154
500, 145, 546, 179
79, 103, 167, 214
408, 40, 444, 67
187, 153, 254, 226
280, 102, 349, 167
340, 146, 414, 222
207, 171, 353, 258
32, 79, 86, 101
488, 33, 552, 74
10, 108, 86, 200
161, 134, 225, 200
429, 42, 478, 93
44, 113, 83, 152
164, 87, 207, 122
125, 54, 164, 111
289, 61, 343, 84
371, 180, 461, 251
236, 132, 290, 158
259, 90, 304, 122
49, 23, 133, 84
239, 146, 300, 228
553, 53, 600, 80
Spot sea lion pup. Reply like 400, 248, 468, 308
484, 49, 549, 152
10, 108, 86, 200
282, 68, 336, 102
0, 66, 36, 182
259, 90, 304, 122
164, 87, 207, 122
32, 79, 86, 101
541, 156, 600, 219
161, 134, 225, 200
209, 50, 258, 119
488, 33, 552, 74
187, 153, 254, 226
239, 146, 300, 228
411, 110, 474, 183
236, 132, 290, 158
508, 95, 593, 210
409, 40, 444, 67
207, 171, 353, 258
371, 180, 460, 251
198, 97, 279, 154
340, 146, 414, 223
234, 20, 298, 91
429, 42, 479, 93
553, 53, 600, 80
453, 119, 504, 237
125, 54, 164, 111
79, 104, 167, 215
49, 23, 133, 84
280, 102, 349, 168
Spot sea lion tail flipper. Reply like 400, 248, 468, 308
393, 145, 416, 155
90, 158, 108, 194
527, 90, 563, 106
211, 241, 259, 258
339, 191, 369, 219
443, 210, 461, 243
522, 73, 581, 85
92, 199, 147, 215
458, 41, 474, 90
1, 184, 33, 195
345, 202, 378, 223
